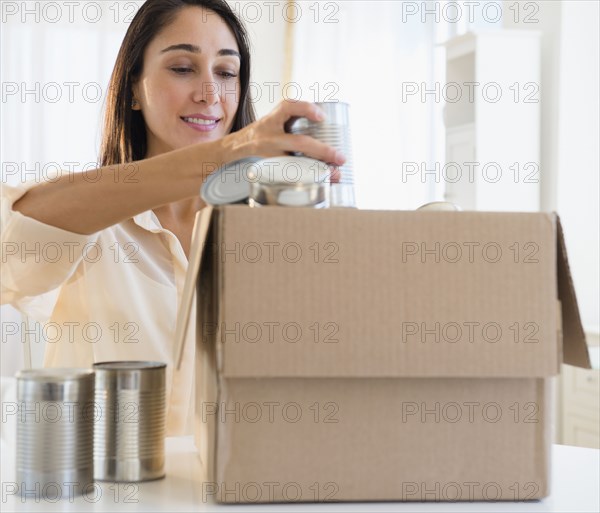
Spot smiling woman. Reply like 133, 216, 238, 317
134, 23, 241, 152
101, 0, 255, 166
0, 0, 345, 435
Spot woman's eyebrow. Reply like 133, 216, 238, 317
160, 43, 240, 59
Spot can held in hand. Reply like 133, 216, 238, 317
285, 101, 356, 208
93, 361, 166, 482
247, 156, 332, 208
16, 368, 95, 499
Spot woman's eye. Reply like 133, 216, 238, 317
218, 71, 238, 79
171, 67, 193, 74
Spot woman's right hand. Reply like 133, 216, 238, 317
225, 100, 347, 166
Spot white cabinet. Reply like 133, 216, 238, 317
558, 338, 600, 449
556, 332, 600, 449
442, 30, 541, 211
560, 364, 600, 449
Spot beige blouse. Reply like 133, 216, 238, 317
1, 180, 196, 436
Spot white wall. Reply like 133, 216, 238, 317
235, 2, 287, 117
556, 1, 600, 333
504, 0, 599, 333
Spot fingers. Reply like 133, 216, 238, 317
275, 99, 326, 125
275, 101, 345, 164
280, 134, 346, 166
240, 100, 345, 165
329, 166, 341, 184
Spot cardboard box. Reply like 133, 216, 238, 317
178, 206, 590, 503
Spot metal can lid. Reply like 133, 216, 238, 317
93, 361, 166, 371
417, 201, 462, 212
201, 157, 262, 205
16, 368, 94, 382
93, 361, 165, 391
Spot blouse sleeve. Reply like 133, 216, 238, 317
1, 180, 99, 320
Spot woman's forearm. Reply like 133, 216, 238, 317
11, 138, 232, 235
11, 101, 343, 235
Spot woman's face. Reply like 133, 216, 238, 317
133, 6, 241, 157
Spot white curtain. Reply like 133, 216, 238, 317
2, 3, 139, 175
289, 0, 501, 209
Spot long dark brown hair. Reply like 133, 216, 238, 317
99, 0, 256, 166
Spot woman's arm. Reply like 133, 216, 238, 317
13, 101, 344, 235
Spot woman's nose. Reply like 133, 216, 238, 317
194, 74, 219, 105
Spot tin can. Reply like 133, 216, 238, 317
16, 368, 95, 499
93, 361, 166, 482
247, 156, 331, 208
285, 101, 356, 208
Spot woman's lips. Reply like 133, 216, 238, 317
181, 117, 221, 132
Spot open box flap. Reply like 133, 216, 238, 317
556, 216, 591, 369
174, 206, 213, 370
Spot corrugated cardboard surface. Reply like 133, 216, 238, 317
216, 208, 559, 378
556, 218, 592, 368
191, 207, 589, 503
209, 377, 551, 502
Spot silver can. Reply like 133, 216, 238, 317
16, 368, 95, 499
247, 156, 332, 208
285, 101, 356, 208
93, 361, 166, 482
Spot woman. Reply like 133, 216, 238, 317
1, 0, 344, 435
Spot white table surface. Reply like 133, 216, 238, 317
1, 434, 598, 513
